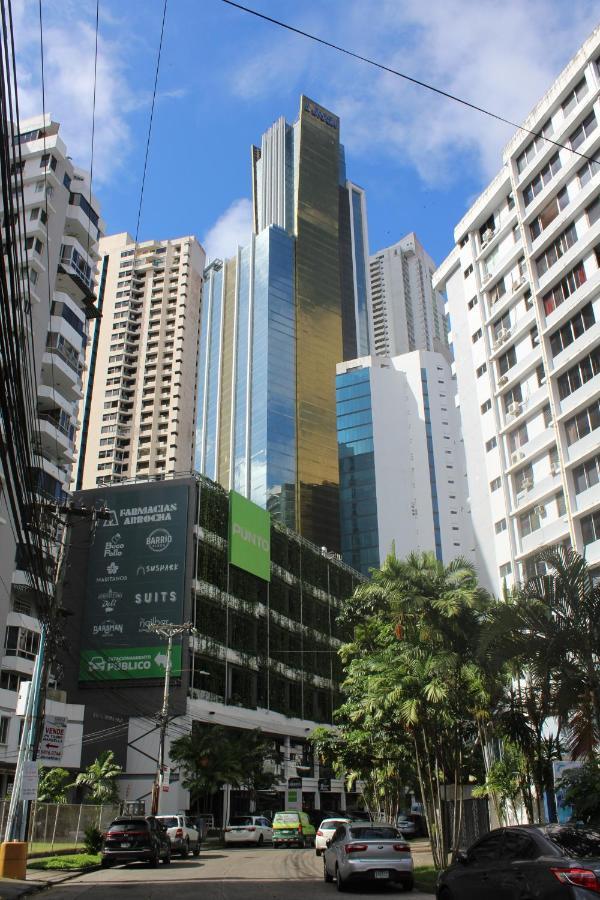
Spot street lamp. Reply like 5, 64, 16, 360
144, 621, 197, 815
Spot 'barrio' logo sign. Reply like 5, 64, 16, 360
228, 491, 271, 582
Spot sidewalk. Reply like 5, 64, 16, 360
0, 868, 88, 899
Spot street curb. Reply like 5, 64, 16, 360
15, 866, 103, 897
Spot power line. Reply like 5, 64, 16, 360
220, 0, 600, 166
134, 0, 168, 243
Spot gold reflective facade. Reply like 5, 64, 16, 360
294, 97, 343, 550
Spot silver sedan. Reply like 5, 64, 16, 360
323, 822, 414, 892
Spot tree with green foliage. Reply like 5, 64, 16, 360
557, 758, 600, 825
37, 767, 71, 804
326, 551, 495, 869
73, 751, 122, 804
170, 725, 276, 809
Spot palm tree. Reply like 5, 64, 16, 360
349, 551, 495, 868
73, 750, 122, 804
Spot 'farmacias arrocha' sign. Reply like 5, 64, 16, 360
79, 483, 189, 682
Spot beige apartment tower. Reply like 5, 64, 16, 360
74, 233, 205, 489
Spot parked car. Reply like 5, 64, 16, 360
437, 824, 600, 899
397, 815, 418, 839
101, 816, 171, 867
224, 815, 273, 846
272, 811, 316, 848
155, 814, 200, 857
323, 822, 413, 891
316, 818, 351, 857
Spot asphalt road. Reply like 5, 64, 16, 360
43, 846, 435, 899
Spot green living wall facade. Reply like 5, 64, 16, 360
190, 476, 362, 724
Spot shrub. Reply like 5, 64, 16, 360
83, 826, 103, 854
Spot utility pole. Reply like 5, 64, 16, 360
145, 622, 196, 816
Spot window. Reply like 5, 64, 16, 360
499, 562, 512, 578
4, 626, 40, 659
535, 223, 577, 277
501, 831, 538, 861
557, 348, 600, 400
459, 235, 469, 249
469, 832, 504, 863
520, 507, 542, 538
587, 196, 600, 227
476, 363, 487, 377
498, 346, 516, 376
485, 437, 497, 452
481, 399, 492, 413
556, 491, 566, 516
530, 326, 539, 348
464, 264, 473, 278
565, 398, 600, 445
529, 188, 569, 241
578, 158, 600, 187
549, 302, 595, 357
537, 363, 546, 386
493, 312, 510, 340
573, 453, 600, 495
570, 112, 597, 151
509, 423, 528, 453
543, 404, 553, 427
523, 153, 561, 206
490, 477, 502, 492
40, 153, 57, 170
488, 277, 506, 306
495, 519, 507, 534
543, 261, 586, 315
0, 716, 8, 744
581, 510, 600, 547
562, 78, 588, 117
468, 297, 478, 310
516, 123, 553, 174
472, 328, 482, 343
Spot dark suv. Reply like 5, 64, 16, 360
101, 816, 171, 867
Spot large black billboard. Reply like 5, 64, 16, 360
79, 482, 189, 681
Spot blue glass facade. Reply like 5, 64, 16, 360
337, 368, 380, 575
421, 368, 443, 561
196, 228, 296, 530
351, 189, 370, 357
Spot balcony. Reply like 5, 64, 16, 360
56, 244, 98, 317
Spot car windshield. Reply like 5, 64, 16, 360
108, 821, 147, 833
229, 817, 254, 826
321, 820, 349, 829
157, 817, 179, 828
350, 827, 401, 840
544, 827, 600, 859
274, 814, 299, 824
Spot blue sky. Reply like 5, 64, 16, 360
15, 0, 599, 266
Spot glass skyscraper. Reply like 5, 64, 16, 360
196, 96, 370, 551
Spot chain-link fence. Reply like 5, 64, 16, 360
0, 800, 121, 854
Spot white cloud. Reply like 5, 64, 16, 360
202, 198, 253, 262
13, 1, 135, 183
226, 0, 598, 185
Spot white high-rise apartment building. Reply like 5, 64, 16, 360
74, 233, 205, 489
434, 28, 600, 591
336, 352, 476, 579
369, 232, 449, 359
0, 114, 99, 783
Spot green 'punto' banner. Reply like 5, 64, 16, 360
79, 483, 189, 681
228, 491, 271, 581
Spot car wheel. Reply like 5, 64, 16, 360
163, 848, 171, 865
100, 857, 111, 868
192, 842, 201, 857
258, 834, 264, 846
149, 850, 159, 868
438, 889, 453, 899
181, 839, 189, 858
316, 848, 322, 857
336, 865, 347, 892
400, 876, 415, 892
298, 838, 305, 849
324, 860, 334, 883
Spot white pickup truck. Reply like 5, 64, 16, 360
155, 815, 200, 857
